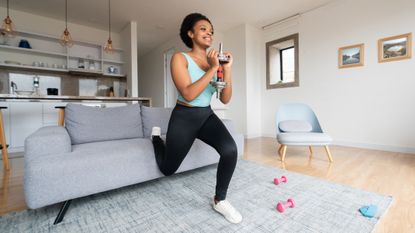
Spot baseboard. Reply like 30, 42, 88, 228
333, 140, 415, 154
0, 147, 24, 159
262, 133, 276, 138
256, 135, 415, 154
244, 133, 263, 139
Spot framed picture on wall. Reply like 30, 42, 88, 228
338, 43, 364, 68
378, 33, 412, 63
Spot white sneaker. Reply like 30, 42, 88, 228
151, 126, 161, 138
213, 199, 242, 224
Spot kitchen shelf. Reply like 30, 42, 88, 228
0, 29, 126, 78
68, 55, 101, 62
103, 47, 124, 52
0, 63, 68, 73
0, 45, 67, 57
103, 59, 124, 64
72, 40, 102, 48
68, 68, 103, 76
0, 64, 126, 78
16, 30, 60, 41
103, 73, 126, 78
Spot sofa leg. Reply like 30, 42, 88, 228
54, 200, 72, 225
308, 146, 313, 158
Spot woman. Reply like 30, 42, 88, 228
151, 13, 242, 224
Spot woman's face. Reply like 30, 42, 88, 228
189, 20, 214, 49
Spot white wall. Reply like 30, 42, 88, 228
223, 25, 247, 134
260, 0, 415, 153
261, 19, 300, 138
138, 36, 187, 107
245, 25, 263, 138
1, 7, 121, 47
121, 21, 138, 97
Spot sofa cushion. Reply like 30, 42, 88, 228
277, 132, 332, 145
141, 106, 173, 138
65, 103, 143, 144
279, 120, 312, 132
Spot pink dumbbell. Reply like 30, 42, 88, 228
276, 198, 295, 213
273, 176, 287, 185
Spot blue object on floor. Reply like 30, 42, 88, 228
359, 204, 378, 218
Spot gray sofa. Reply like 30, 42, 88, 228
24, 103, 244, 224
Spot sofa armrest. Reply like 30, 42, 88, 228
25, 126, 72, 161
221, 119, 236, 133
221, 119, 244, 157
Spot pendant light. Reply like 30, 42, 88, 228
1, 0, 16, 37
104, 0, 114, 53
59, 0, 73, 47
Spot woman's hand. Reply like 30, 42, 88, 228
207, 49, 220, 70
219, 51, 233, 104
222, 52, 233, 69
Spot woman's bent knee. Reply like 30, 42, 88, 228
221, 143, 238, 160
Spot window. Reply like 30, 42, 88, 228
266, 33, 299, 89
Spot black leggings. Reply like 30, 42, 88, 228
152, 104, 238, 201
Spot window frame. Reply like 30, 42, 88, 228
266, 33, 299, 89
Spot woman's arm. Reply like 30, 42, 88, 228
171, 50, 219, 102
219, 52, 233, 104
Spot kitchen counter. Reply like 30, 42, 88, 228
0, 94, 152, 106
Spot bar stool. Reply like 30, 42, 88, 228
0, 106, 10, 171
55, 106, 66, 126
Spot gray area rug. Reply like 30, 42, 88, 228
0, 160, 393, 233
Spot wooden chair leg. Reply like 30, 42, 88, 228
2, 169, 10, 203
57, 109, 65, 126
280, 161, 286, 170
324, 145, 334, 162
281, 145, 287, 162
308, 146, 313, 158
0, 110, 9, 171
278, 145, 283, 157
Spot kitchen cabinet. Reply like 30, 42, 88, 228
9, 102, 43, 149
0, 30, 125, 78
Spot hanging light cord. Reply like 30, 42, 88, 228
6, 0, 10, 17
65, 0, 68, 29
108, 0, 111, 39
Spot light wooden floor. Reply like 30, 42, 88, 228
1, 138, 414, 232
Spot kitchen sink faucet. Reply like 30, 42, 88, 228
10, 81, 17, 94
33, 76, 40, 95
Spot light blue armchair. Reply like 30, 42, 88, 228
276, 103, 333, 162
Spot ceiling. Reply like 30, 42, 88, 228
0, 0, 335, 57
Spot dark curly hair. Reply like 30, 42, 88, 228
180, 13, 212, 48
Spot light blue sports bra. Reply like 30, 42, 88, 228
177, 52, 217, 107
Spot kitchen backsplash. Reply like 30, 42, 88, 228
0, 69, 127, 97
